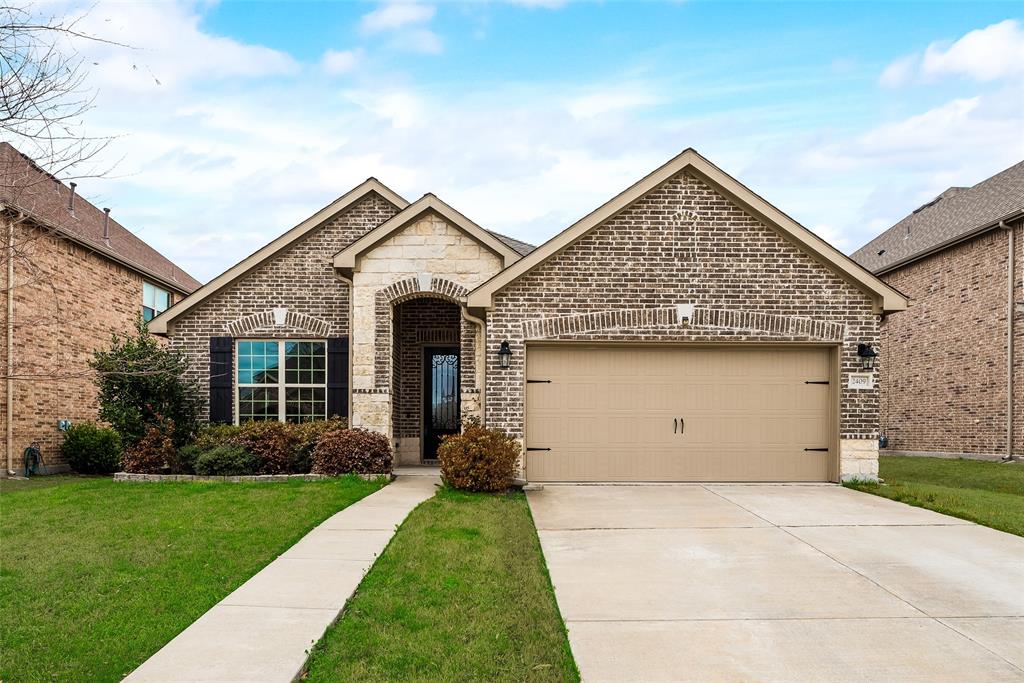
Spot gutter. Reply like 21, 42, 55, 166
460, 306, 487, 423
4, 206, 15, 475
999, 220, 1017, 461
873, 209, 1024, 277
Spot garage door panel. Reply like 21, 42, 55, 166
526, 346, 833, 482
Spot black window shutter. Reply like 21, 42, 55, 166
327, 337, 349, 419
209, 337, 233, 424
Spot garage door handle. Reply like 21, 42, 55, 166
674, 418, 678, 434
680, 417, 684, 434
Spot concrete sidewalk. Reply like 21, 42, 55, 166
126, 475, 438, 683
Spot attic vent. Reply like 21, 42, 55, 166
912, 196, 942, 214
877, 249, 886, 256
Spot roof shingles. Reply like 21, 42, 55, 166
0, 142, 201, 292
853, 160, 1024, 273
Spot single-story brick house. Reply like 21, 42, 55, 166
1, 143, 201, 474
151, 149, 907, 482
853, 160, 1023, 461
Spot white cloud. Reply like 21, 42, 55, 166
567, 88, 662, 120
880, 19, 1024, 87
392, 28, 443, 55
360, 2, 435, 34
505, 0, 569, 8
321, 48, 363, 75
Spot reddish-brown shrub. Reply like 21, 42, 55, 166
292, 417, 348, 473
438, 424, 520, 492
232, 420, 300, 474
121, 424, 178, 474
311, 429, 392, 475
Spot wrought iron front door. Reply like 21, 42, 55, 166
423, 347, 460, 461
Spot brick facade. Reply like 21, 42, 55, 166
1, 222, 184, 472
166, 192, 401, 421
878, 222, 1023, 458
483, 171, 882, 479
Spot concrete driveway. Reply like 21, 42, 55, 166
528, 484, 1024, 682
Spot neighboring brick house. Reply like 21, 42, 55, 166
1, 143, 200, 474
153, 149, 906, 482
853, 161, 1023, 460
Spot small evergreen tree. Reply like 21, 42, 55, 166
91, 317, 201, 448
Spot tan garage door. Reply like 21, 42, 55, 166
525, 345, 835, 482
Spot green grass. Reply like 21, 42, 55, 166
846, 456, 1024, 536
0, 475, 386, 682
304, 487, 579, 683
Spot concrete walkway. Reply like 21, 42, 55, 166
126, 475, 438, 683
529, 484, 1024, 682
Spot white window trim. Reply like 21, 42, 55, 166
234, 339, 327, 424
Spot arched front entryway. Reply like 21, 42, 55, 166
391, 295, 463, 464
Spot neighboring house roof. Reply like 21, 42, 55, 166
149, 177, 409, 333
0, 142, 201, 294
467, 148, 908, 314
852, 160, 1024, 274
333, 193, 523, 273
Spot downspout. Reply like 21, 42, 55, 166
1000, 220, 1016, 461
461, 306, 486, 424
5, 208, 15, 475
334, 271, 355, 429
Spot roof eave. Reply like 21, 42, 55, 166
150, 178, 409, 334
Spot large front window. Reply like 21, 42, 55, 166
236, 340, 326, 423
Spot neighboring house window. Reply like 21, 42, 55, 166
143, 283, 171, 321
236, 340, 326, 423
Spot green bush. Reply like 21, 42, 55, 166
193, 445, 259, 476
60, 423, 122, 474
438, 424, 520, 492
311, 429, 392, 475
91, 317, 202, 448
121, 422, 177, 474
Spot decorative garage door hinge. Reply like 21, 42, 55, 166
527, 379, 552, 384
526, 447, 551, 452
804, 380, 830, 384
804, 448, 829, 452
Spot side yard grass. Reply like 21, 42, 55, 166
846, 456, 1024, 536
303, 487, 579, 682
0, 475, 386, 683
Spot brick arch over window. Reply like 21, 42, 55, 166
372, 277, 471, 391
225, 309, 332, 337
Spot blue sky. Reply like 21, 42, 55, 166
42, 1, 1024, 282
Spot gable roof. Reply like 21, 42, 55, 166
148, 178, 409, 333
0, 142, 200, 293
852, 160, 1024, 274
468, 148, 908, 313
332, 193, 524, 273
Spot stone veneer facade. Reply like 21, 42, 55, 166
482, 171, 882, 480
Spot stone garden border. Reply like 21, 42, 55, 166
114, 472, 392, 483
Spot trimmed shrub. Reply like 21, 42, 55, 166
193, 445, 259, 476
121, 423, 177, 474
61, 423, 122, 474
311, 429, 392, 475
192, 423, 243, 451
292, 418, 348, 473
233, 420, 300, 474
438, 424, 520, 492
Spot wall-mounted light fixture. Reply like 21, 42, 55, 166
857, 343, 878, 371
498, 340, 512, 368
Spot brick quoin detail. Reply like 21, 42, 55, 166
226, 310, 331, 337
521, 306, 846, 342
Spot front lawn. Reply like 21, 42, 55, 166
303, 487, 579, 682
846, 456, 1024, 536
0, 475, 386, 683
